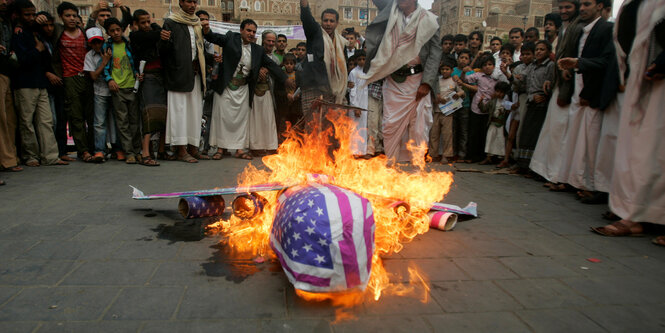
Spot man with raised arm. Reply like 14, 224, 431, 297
203, 19, 287, 160
298, 0, 347, 115
361, 0, 441, 163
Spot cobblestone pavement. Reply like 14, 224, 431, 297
0, 157, 664, 333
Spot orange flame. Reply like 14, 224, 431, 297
207, 107, 453, 306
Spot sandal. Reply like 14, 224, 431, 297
140, 156, 160, 166
590, 220, 645, 237
496, 161, 510, 168
1, 165, 23, 172
190, 151, 210, 160
549, 183, 571, 192
82, 152, 94, 163
652, 236, 665, 247
601, 211, 621, 221
126, 155, 137, 164
25, 160, 40, 167
50, 159, 69, 166
157, 152, 176, 161
234, 150, 253, 160
212, 151, 223, 160
178, 153, 198, 163
60, 155, 76, 162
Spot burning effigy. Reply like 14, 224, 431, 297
132, 102, 477, 308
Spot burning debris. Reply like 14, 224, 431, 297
132, 103, 477, 311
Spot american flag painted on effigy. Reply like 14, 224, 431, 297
270, 183, 375, 292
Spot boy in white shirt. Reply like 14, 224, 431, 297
83, 27, 113, 162
347, 51, 369, 158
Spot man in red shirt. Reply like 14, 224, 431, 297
57, 2, 94, 161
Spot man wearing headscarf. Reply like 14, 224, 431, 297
361, 0, 441, 163
158, 0, 207, 162
298, 0, 347, 116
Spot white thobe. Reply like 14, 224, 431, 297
609, 0, 665, 224
562, 16, 604, 191
210, 43, 252, 150
382, 57, 433, 163
166, 26, 203, 146
348, 66, 368, 155
249, 53, 279, 150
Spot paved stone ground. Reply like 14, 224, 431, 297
1, 157, 664, 333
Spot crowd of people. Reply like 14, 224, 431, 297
0, 0, 663, 244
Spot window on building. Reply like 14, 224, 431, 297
79, 6, 91, 16
254, 1, 261, 11
208, 0, 215, 6
344, 8, 352, 20
475, 8, 483, 17
164, 0, 170, 4
534, 16, 544, 27
228, 1, 233, 10
221, 2, 226, 9
464, 7, 471, 16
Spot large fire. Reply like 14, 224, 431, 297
206, 106, 454, 308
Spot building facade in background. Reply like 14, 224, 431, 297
434, 0, 554, 45
40, 0, 375, 36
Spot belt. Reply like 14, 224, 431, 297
391, 64, 424, 83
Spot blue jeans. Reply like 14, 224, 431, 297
93, 94, 113, 153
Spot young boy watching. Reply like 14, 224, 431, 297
83, 27, 113, 162
516, 40, 554, 171
451, 49, 475, 162
498, 41, 534, 168
103, 17, 142, 164
430, 58, 463, 164
457, 55, 499, 162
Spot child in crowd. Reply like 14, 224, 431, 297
103, 18, 142, 164
430, 58, 463, 164
456, 55, 499, 162
83, 27, 113, 162
516, 40, 554, 171
56, 2, 95, 162
130, 9, 169, 165
479, 81, 512, 164
451, 50, 475, 163
347, 50, 369, 158
277, 53, 301, 136
493, 43, 515, 83
498, 41, 534, 168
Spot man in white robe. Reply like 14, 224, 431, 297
592, 0, 665, 242
557, 0, 613, 196
361, 0, 441, 164
159, 0, 207, 162
249, 30, 280, 155
530, 0, 582, 185
203, 19, 287, 160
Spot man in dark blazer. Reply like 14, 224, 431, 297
202, 19, 287, 160
158, 0, 208, 163
557, 0, 614, 196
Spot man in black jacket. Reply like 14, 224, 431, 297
557, 0, 614, 197
298, 0, 347, 115
203, 19, 287, 160
158, 0, 208, 163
